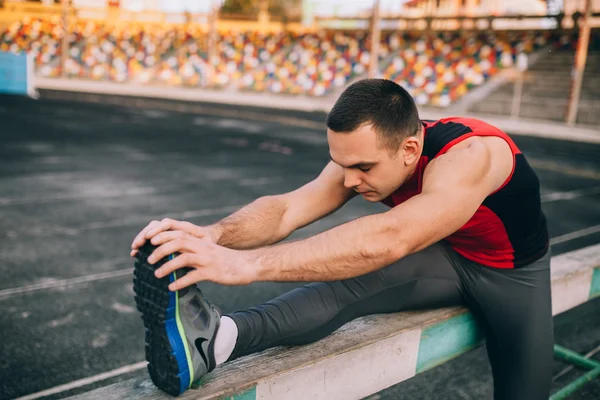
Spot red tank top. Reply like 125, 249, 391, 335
381, 117, 549, 269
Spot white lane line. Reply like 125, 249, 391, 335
0, 187, 160, 206
2, 153, 186, 169
0, 176, 285, 207
529, 159, 600, 181
13, 361, 147, 400
541, 185, 600, 203
550, 224, 600, 245
0, 264, 132, 299
3, 205, 244, 239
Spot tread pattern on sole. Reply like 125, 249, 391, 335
133, 243, 187, 397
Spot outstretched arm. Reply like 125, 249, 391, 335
149, 136, 513, 289
249, 136, 512, 282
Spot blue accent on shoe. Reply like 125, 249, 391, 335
165, 254, 191, 394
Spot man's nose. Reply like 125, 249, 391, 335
343, 170, 361, 189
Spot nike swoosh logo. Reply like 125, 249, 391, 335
195, 337, 210, 368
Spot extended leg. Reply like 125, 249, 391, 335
227, 242, 466, 361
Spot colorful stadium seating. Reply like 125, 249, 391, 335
0, 16, 575, 105
379, 30, 552, 106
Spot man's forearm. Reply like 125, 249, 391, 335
249, 212, 407, 282
210, 196, 290, 250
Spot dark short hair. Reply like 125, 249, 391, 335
326, 79, 421, 153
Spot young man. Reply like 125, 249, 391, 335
131, 79, 552, 399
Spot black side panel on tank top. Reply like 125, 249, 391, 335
423, 121, 473, 158
481, 154, 549, 267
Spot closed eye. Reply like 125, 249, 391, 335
329, 155, 376, 172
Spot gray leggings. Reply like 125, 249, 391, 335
227, 242, 554, 400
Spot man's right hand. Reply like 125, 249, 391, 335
130, 218, 219, 257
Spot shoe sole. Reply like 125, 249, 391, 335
133, 243, 194, 397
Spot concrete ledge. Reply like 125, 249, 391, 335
35, 77, 332, 113
68, 244, 600, 400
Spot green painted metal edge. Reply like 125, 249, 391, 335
550, 367, 600, 400
198, 386, 256, 400
554, 344, 600, 370
589, 267, 600, 299
416, 312, 484, 374
226, 387, 257, 400
189, 382, 256, 399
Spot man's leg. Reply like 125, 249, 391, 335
461, 250, 554, 400
225, 242, 466, 361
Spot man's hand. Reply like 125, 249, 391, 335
130, 218, 219, 257
146, 231, 256, 290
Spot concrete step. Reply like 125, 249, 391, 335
490, 85, 600, 100
539, 53, 600, 59
523, 70, 572, 78
528, 64, 600, 72
470, 98, 600, 125
478, 92, 600, 107
517, 74, 600, 88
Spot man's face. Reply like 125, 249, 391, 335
327, 124, 421, 202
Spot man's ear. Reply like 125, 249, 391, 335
402, 136, 421, 166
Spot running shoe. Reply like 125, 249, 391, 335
133, 242, 221, 396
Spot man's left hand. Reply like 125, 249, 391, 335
146, 231, 257, 290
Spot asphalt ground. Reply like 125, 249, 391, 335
0, 94, 599, 400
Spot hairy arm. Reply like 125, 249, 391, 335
210, 196, 289, 249
212, 162, 355, 250
249, 137, 513, 282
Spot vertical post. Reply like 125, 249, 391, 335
510, 70, 523, 119
566, 0, 591, 125
258, 0, 270, 25
275, 0, 290, 33
368, 0, 381, 79
208, 2, 218, 65
302, 0, 315, 28
60, 0, 69, 77
511, 72, 524, 119
511, 53, 528, 119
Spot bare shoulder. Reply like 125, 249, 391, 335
424, 135, 514, 194
447, 135, 511, 155
462, 136, 514, 188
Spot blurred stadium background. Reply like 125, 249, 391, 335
0, 0, 599, 399
1, 0, 599, 121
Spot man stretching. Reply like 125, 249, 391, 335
131, 79, 552, 399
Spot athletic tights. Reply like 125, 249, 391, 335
227, 242, 554, 400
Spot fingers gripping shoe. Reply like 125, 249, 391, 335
133, 242, 221, 396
